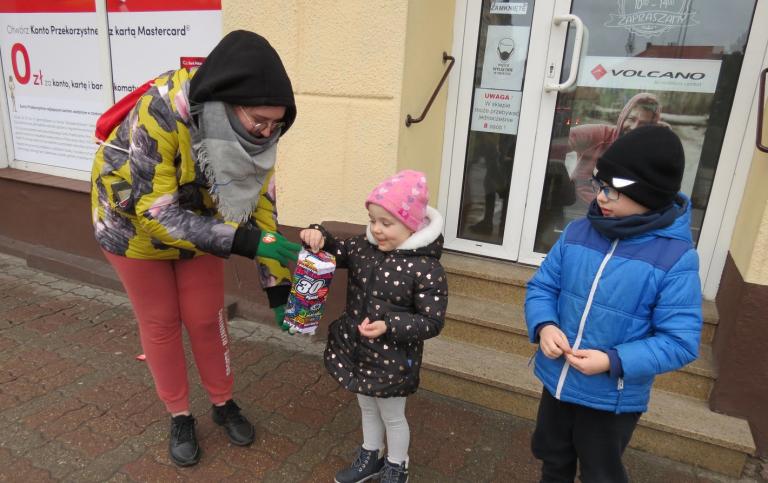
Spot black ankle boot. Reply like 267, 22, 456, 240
212, 399, 255, 446
380, 459, 409, 483
169, 414, 200, 467
334, 446, 385, 483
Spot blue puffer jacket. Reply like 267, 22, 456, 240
525, 195, 702, 413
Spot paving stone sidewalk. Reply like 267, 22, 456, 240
0, 252, 766, 482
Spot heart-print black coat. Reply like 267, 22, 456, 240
314, 207, 448, 398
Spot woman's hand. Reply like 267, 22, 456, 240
299, 228, 325, 253
565, 349, 610, 375
256, 231, 301, 265
272, 305, 290, 331
358, 317, 387, 338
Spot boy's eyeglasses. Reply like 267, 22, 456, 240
238, 106, 285, 134
590, 177, 620, 201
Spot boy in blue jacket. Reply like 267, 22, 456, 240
525, 125, 702, 483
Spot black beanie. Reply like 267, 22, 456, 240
595, 125, 684, 210
189, 30, 296, 135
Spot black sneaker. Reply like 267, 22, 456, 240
334, 446, 385, 483
169, 414, 200, 467
212, 399, 255, 446
380, 459, 409, 483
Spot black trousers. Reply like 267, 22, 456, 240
531, 389, 641, 483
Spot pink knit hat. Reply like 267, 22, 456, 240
365, 170, 429, 232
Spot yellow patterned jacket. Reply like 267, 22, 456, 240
90, 68, 291, 289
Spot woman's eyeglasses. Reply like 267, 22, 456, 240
590, 177, 620, 201
238, 106, 285, 134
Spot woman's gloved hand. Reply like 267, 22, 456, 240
256, 231, 301, 266
231, 225, 300, 264
272, 304, 291, 331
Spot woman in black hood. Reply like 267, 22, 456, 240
91, 30, 299, 467
189, 30, 297, 132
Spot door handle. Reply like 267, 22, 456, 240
545, 14, 585, 92
758, 67, 768, 153
406, 52, 456, 127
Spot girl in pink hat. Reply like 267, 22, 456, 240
300, 170, 448, 483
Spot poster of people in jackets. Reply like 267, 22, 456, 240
0, 0, 221, 172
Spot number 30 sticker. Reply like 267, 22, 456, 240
295, 278, 325, 295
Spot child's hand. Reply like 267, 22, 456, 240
358, 317, 387, 338
565, 349, 610, 375
539, 325, 572, 359
299, 228, 325, 253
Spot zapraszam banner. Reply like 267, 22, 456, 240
0, 0, 221, 172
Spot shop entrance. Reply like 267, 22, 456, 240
439, 0, 767, 297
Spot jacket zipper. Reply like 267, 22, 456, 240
363, 253, 386, 323
616, 377, 625, 413
351, 252, 386, 362
98, 140, 130, 154
555, 238, 619, 400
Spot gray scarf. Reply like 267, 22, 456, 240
189, 101, 280, 223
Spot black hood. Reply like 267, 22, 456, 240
189, 30, 296, 135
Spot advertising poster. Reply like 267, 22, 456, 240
480, 25, 530, 91
107, 0, 221, 101
0, 0, 221, 172
565, 55, 723, 197
472, 24, 531, 135
0, 0, 108, 171
471, 88, 522, 135
577, 56, 722, 94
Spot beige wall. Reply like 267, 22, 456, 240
396, 1, 456, 207
223, 1, 409, 227
223, 1, 455, 227
730, 101, 768, 286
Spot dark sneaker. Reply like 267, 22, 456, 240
334, 446, 385, 483
380, 459, 409, 483
212, 399, 255, 446
169, 414, 200, 467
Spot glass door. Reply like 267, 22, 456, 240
520, 0, 760, 261
441, 0, 553, 259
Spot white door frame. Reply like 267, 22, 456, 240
439, 0, 557, 260
704, 3, 768, 299
439, 0, 768, 300
516, 0, 580, 266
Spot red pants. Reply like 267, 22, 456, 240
104, 251, 232, 413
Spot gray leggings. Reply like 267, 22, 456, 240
357, 394, 410, 464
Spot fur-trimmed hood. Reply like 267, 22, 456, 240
365, 206, 444, 254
